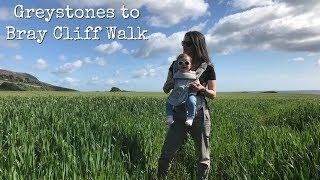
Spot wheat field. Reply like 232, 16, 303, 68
0, 92, 319, 179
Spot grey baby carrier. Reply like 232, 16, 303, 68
167, 62, 208, 107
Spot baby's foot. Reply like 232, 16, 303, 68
185, 117, 194, 126
166, 116, 174, 125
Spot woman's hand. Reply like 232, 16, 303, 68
163, 78, 174, 93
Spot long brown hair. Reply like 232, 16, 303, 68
185, 31, 211, 64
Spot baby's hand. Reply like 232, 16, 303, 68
188, 79, 200, 92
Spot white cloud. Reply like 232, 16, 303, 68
130, 49, 136, 54
121, 48, 130, 55
64, 77, 80, 83
89, 77, 129, 87
135, 31, 184, 58
91, 76, 99, 81
59, 54, 67, 61
279, 0, 320, 10
317, 59, 320, 67
105, 79, 117, 86
291, 57, 304, 62
107, 79, 129, 86
133, 69, 156, 79
145, 0, 209, 27
231, 0, 320, 10
206, 1, 320, 54
132, 65, 166, 79
95, 41, 123, 54
12, 55, 23, 61
55, 56, 106, 75
231, 0, 274, 9
54, 77, 80, 88
208, 4, 293, 37
123, 80, 129, 84
307, 52, 319, 57
0, 7, 14, 21
189, 21, 208, 32
57, 0, 209, 27
0, 36, 20, 49
136, 1, 320, 57
55, 60, 83, 74
114, 70, 121, 76
57, 0, 145, 8
32, 58, 49, 70
84, 57, 106, 66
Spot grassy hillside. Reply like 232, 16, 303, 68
0, 69, 76, 91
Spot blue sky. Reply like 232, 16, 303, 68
0, 0, 319, 92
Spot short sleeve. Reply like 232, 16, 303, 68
206, 65, 216, 80
169, 62, 174, 73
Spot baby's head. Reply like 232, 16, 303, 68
176, 53, 192, 72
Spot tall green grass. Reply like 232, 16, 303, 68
0, 92, 319, 179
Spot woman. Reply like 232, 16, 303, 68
157, 31, 217, 180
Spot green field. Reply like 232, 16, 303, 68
0, 92, 319, 179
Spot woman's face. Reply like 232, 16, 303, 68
182, 35, 194, 57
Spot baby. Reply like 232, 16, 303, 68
165, 53, 199, 126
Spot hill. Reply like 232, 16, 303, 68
0, 69, 76, 91
278, 90, 320, 95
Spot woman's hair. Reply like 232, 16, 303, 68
185, 31, 211, 64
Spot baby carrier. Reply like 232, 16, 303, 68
167, 61, 208, 110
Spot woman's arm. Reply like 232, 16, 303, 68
189, 80, 217, 99
163, 71, 174, 94
203, 80, 217, 99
